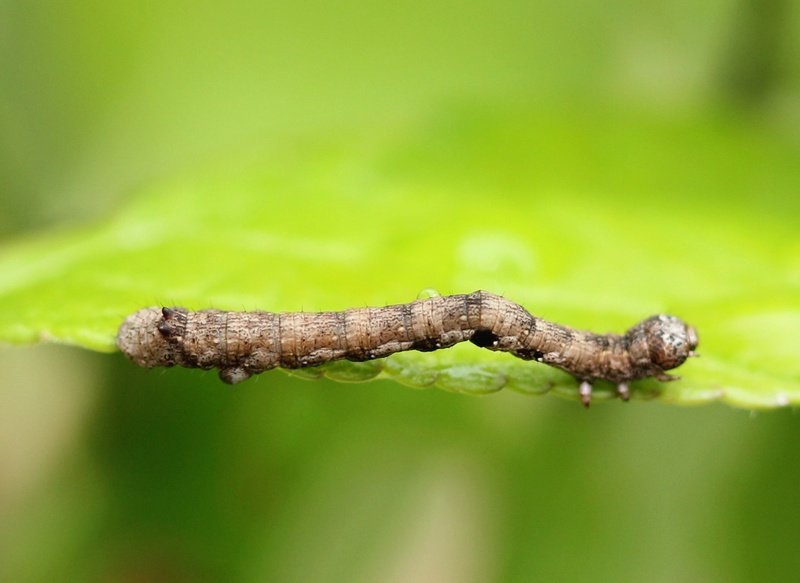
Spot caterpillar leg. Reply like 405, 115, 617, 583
219, 367, 252, 384
616, 382, 630, 402
579, 381, 592, 408
657, 373, 681, 382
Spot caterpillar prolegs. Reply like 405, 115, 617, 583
116, 290, 698, 407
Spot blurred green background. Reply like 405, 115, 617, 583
2, 1, 800, 582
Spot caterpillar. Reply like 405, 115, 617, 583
116, 290, 698, 407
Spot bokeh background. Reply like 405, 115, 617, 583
2, 1, 800, 581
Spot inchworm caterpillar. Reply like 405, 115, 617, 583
117, 290, 698, 406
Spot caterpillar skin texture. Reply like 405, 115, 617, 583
117, 290, 698, 407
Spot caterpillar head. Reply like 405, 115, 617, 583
639, 314, 699, 372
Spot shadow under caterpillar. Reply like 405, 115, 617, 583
117, 290, 698, 407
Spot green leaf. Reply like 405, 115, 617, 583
1, 106, 798, 408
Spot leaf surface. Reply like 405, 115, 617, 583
1, 107, 797, 407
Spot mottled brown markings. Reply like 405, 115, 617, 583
117, 291, 699, 407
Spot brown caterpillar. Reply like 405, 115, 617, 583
117, 290, 698, 406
